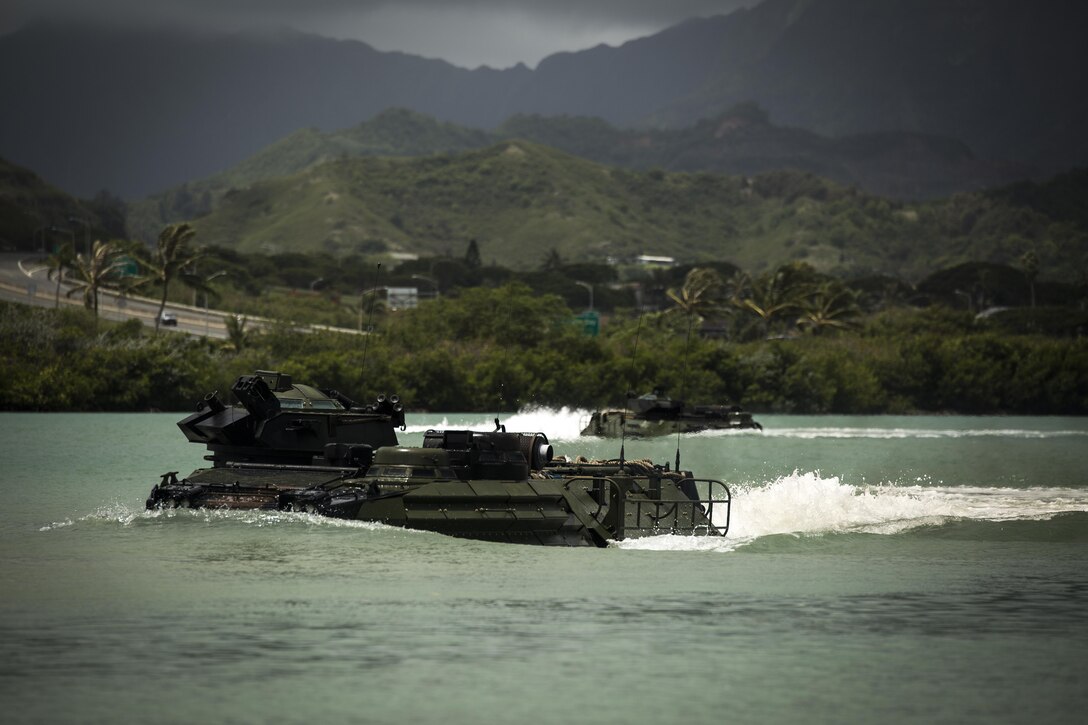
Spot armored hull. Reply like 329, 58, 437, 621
581, 390, 762, 438
148, 373, 731, 547
281, 439, 730, 547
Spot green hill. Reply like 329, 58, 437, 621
127, 109, 492, 242
129, 106, 1023, 244
185, 140, 1088, 280
0, 158, 123, 252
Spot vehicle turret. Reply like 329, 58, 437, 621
176, 370, 404, 467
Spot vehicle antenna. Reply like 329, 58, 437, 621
619, 309, 645, 468
360, 263, 382, 380
675, 311, 695, 472
495, 382, 506, 431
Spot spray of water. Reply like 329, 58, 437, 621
757, 427, 1088, 440
404, 407, 590, 440
618, 471, 1088, 551
407, 410, 1088, 441
41, 503, 401, 533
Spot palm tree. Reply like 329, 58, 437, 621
733, 266, 809, 338
665, 267, 725, 321
1020, 250, 1039, 308
224, 315, 249, 351
796, 281, 862, 334
65, 240, 128, 322
45, 242, 75, 308
145, 223, 206, 331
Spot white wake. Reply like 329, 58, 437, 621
618, 471, 1088, 551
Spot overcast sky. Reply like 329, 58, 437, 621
4, 0, 758, 68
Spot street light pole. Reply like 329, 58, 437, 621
33, 225, 50, 254
203, 270, 229, 337
575, 281, 594, 311
54, 226, 75, 252
68, 217, 90, 256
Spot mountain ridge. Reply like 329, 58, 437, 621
173, 140, 1088, 282
2, 0, 1085, 198
126, 106, 1030, 243
4, 147, 1085, 285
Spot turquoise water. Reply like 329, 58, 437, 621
2, 411, 1087, 724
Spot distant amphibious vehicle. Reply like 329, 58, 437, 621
147, 371, 731, 547
581, 388, 762, 438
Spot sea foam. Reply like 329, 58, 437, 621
404, 407, 590, 440
619, 471, 1088, 552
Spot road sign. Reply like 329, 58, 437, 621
117, 255, 140, 276
575, 311, 599, 336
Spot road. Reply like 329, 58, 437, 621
0, 254, 363, 339
0, 253, 229, 338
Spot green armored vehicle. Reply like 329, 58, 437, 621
147, 370, 404, 510
148, 372, 731, 547
581, 388, 762, 438
282, 429, 730, 546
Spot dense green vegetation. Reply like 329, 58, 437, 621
5, 131, 1086, 417
4, 280, 1086, 414
14, 224, 1084, 416
128, 141, 1088, 283
127, 105, 1011, 242
7, 137, 1088, 286
0, 158, 125, 253
121, 237, 1084, 335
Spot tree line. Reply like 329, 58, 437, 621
11, 221, 1087, 414
3, 282, 1086, 414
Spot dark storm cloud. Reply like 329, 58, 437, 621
8, 1, 754, 26
5, 0, 757, 67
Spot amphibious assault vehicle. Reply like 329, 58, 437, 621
147, 372, 731, 547
581, 388, 762, 438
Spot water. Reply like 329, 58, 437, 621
2, 411, 1087, 724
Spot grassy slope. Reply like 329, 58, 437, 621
128, 106, 1015, 245
126, 109, 493, 243
185, 139, 1088, 279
